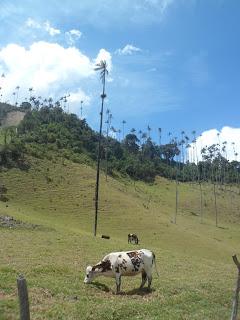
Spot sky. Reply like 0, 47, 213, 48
0, 0, 240, 160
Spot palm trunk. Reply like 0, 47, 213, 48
94, 74, 106, 237
200, 182, 203, 223
213, 183, 218, 227
174, 166, 179, 224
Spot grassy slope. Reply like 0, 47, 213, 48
0, 156, 240, 319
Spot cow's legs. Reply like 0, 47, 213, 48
115, 273, 121, 294
147, 274, 152, 290
140, 271, 147, 289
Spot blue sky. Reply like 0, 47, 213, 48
1, 0, 240, 157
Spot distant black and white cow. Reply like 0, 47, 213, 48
128, 233, 139, 244
84, 249, 158, 293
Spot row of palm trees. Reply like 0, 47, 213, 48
0, 76, 72, 113
95, 61, 240, 234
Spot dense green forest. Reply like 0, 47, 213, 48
0, 102, 240, 185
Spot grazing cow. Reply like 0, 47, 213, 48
128, 233, 139, 244
84, 249, 158, 293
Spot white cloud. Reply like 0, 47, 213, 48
115, 44, 142, 55
68, 89, 90, 105
65, 29, 82, 45
0, 41, 112, 114
25, 18, 61, 36
25, 18, 41, 29
95, 48, 112, 72
189, 127, 240, 162
43, 21, 61, 36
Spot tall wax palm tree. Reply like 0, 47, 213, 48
192, 130, 196, 166
138, 130, 143, 146
15, 86, 20, 106
168, 132, 172, 143
131, 128, 136, 134
94, 60, 108, 236
105, 108, 112, 181
147, 125, 151, 139
173, 137, 181, 224
0, 74, 5, 102
117, 128, 121, 142
158, 128, 162, 159
80, 100, 84, 119
158, 128, 162, 146
12, 92, 16, 105
185, 135, 189, 162
180, 131, 185, 163
142, 132, 147, 144
122, 120, 126, 140
28, 87, 33, 102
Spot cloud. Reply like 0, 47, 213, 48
95, 48, 112, 72
25, 18, 41, 29
43, 21, 61, 36
0, 41, 112, 114
189, 127, 240, 162
65, 29, 82, 46
25, 18, 61, 36
115, 44, 142, 55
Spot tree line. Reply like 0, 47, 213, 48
0, 101, 239, 187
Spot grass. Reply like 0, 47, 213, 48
0, 156, 240, 319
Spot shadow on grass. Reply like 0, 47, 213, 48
124, 287, 155, 296
91, 281, 110, 292
91, 281, 154, 296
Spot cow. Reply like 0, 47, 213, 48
128, 233, 139, 244
84, 249, 158, 293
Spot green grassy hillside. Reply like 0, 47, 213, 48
0, 156, 240, 319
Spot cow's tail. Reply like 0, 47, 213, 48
152, 252, 160, 277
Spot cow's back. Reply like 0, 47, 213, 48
107, 249, 153, 276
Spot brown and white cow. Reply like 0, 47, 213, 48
128, 233, 139, 244
84, 249, 158, 293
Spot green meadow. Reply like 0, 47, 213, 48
0, 156, 240, 319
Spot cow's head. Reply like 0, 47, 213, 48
84, 265, 95, 283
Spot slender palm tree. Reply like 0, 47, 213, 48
28, 87, 33, 102
158, 128, 162, 146
105, 109, 111, 181
94, 60, 108, 236
0, 74, 5, 102
12, 92, 16, 106
179, 131, 184, 163
117, 128, 121, 141
80, 100, 84, 119
142, 132, 147, 145
147, 125, 151, 139
131, 128, 136, 134
15, 86, 20, 106
168, 132, 172, 143
138, 130, 142, 146
173, 138, 180, 224
122, 120, 126, 140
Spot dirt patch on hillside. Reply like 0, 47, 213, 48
0, 215, 54, 231
1, 111, 26, 127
